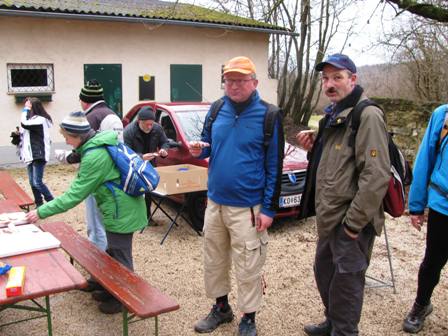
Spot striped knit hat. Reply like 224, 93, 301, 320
79, 79, 104, 103
60, 111, 91, 134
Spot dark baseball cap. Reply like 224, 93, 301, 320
315, 53, 357, 73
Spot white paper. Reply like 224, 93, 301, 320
0, 224, 60, 257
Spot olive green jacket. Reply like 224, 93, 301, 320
38, 131, 147, 234
314, 97, 390, 238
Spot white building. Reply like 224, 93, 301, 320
0, 0, 291, 164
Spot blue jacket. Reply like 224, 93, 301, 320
199, 91, 282, 218
409, 104, 448, 215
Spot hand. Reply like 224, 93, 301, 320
410, 214, 425, 231
26, 210, 40, 223
256, 213, 273, 232
343, 227, 359, 239
296, 130, 315, 151
158, 149, 168, 158
142, 153, 157, 161
188, 141, 209, 157
54, 149, 69, 163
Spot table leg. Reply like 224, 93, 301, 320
45, 296, 53, 336
122, 308, 129, 336
160, 202, 186, 245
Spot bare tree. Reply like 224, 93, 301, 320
386, 0, 448, 22
203, 0, 355, 125
381, 15, 448, 101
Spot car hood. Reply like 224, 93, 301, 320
283, 142, 308, 171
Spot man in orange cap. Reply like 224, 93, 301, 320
189, 56, 284, 336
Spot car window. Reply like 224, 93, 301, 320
175, 109, 208, 141
160, 111, 177, 140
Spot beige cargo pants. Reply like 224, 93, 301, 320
203, 199, 268, 313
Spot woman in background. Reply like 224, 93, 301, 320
20, 97, 54, 207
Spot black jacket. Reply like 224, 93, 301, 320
123, 121, 169, 158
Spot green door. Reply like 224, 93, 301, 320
170, 64, 202, 102
84, 64, 123, 117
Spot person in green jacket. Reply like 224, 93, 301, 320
26, 111, 147, 314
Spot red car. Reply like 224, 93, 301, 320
123, 102, 308, 231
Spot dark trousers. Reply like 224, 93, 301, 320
105, 231, 134, 271
27, 159, 53, 205
145, 193, 152, 219
416, 208, 448, 306
314, 223, 376, 336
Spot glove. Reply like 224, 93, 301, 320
54, 149, 71, 163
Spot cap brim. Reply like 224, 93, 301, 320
315, 61, 347, 72
223, 69, 254, 75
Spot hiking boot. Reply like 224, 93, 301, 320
238, 315, 257, 336
403, 302, 433, 333
304, 319, 331, 336
98, 297, 123, 314
194, 304, 234, 333
79, 278, 102, 292
92, 290, 113, 302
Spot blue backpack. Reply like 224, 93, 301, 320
90, 143, 160, 196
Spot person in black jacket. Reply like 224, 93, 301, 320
20, 97, 54, 207
123, 106, 169, 220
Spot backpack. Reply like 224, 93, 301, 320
89, 143, 160, 197
348, 99, 413, 218
204, 98, 283, 148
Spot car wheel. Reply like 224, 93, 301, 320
186, 191, 207, 232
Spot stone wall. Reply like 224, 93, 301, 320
373, 97, 444, 163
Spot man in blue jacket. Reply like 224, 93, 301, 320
189, 56, 284, 336
403, 104, 448, 333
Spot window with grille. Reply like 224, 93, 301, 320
7, 64, 55, 94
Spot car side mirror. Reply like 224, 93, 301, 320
167, 139, 182, 148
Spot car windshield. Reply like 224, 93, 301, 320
172, 106, 209, 141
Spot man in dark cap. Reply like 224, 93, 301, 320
124, 106, 169, 220
296, 54, 390, 336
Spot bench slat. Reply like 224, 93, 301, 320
0, 171, 34, 209
40, 221, 179, 318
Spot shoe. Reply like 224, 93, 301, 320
304, 319, 331, 336
403, 302, 433, 333
98, 298, 123, 314
79, 278, 103, 292
92, 290, 113, 302
239, 315, 257, 336
194, 304, 234, 333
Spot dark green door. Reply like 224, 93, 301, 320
84, 64, 123, 117
170, 64, 202, 102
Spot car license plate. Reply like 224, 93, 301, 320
279, 194, 302, 208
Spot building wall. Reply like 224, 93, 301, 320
0, 15, 278, 153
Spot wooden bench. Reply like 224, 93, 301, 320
0, 171, 34, 211
40, 221, 180, 336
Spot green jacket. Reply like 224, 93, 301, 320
38, 131, 147, 234
315, 96, 390, 238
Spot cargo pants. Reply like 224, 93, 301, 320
203, 199, 268, 313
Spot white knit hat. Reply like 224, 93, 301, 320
60, 111, 91, 134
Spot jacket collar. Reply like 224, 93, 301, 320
84, 100, 106, 115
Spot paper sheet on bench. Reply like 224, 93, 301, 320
0, 224, 61, 257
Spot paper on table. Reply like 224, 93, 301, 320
0, 224, 60, 258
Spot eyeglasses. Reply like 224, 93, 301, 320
223, 78, 253, 86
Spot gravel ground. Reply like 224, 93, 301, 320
1, 164, 447, 336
